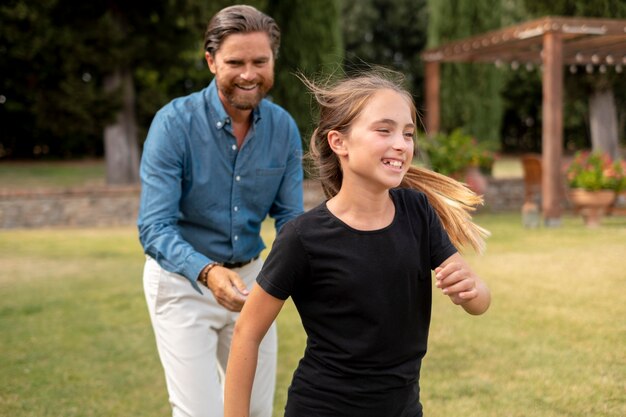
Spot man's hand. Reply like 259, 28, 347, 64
203, 265, 249, 312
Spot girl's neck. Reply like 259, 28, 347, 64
326, 183, 395, 231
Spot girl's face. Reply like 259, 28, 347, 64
334, 89, 415, 191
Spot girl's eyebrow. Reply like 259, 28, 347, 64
372, 118, 415, 129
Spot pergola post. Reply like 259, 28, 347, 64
424, 61, 440, 135
541, 31, 564, 226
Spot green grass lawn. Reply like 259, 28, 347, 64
1, 214, 625, 416
0, 160, 106, 189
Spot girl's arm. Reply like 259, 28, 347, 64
224, 283, 285, 417
434, 252, 491, 315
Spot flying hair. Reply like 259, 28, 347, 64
298, 68, 490, 254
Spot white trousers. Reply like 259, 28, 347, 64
143, 257, 276, 417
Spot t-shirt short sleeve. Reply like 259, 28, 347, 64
422, 192, 457, 268
257, 221, 309, 300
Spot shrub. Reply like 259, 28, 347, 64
419, 128, 496, 177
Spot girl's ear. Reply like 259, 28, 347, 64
328, 130, 348, 156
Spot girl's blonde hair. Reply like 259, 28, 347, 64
300, 69, 489, 253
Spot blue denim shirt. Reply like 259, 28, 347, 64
137, 80, 304, 292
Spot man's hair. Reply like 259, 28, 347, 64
204, 5, 280, 58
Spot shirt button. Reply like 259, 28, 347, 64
234, 235, 239, 241
235, 176, 241, 182
231, 144, 237, 151
234, 206, 239, 212
216, 121, 223, 128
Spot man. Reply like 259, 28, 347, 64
137, 5, 303, 417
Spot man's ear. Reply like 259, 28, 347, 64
205, 51, 217, 74
328, 130, 348, 156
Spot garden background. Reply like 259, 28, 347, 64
1, 0, 625, 416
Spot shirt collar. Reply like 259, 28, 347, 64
207, 79, 263, 130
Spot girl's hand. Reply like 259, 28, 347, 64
434, 253, 491, 315
434, 261, 478, 305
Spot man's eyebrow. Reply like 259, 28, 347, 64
224, 55, 271, 62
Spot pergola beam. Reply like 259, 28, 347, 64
422, 16, 626, 65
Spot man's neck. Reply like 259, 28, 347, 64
221, 100, 253, 147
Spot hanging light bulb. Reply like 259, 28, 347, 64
569, 65, 578, 74
586, 64, 594, 73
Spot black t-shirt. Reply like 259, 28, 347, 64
258, 188, 457, 417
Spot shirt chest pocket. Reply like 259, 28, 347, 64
253, 167, 285, 208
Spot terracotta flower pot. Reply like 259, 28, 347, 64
567, 189, 616, 228
463, 166, 488, 196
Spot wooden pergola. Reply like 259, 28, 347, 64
421, 16, 626, 226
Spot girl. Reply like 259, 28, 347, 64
224, 70, 491, 417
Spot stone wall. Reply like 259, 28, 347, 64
0, 186, 141, 229
483, 178, 526, 212
0, 178, 526, 229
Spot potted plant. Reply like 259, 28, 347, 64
565, 151, 625, 227
418, 129, 496, 195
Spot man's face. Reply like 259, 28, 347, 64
206, 32, 275, 112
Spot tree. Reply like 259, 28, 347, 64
266, 0, 343, 144
341, 0, 428, 110
0, 0, 219, 183
426, 0, 505, 146
523, 0, 626, 157
0, 0, 116, 159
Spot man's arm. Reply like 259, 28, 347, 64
270, 116, 304, 232
137, 113, 211, 281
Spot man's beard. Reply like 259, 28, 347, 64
218, 78, 273, 110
